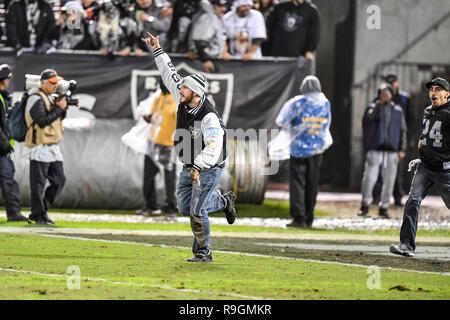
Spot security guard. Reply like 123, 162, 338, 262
0, 64, 27, 221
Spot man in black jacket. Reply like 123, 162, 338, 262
25, 69, 68, 225
390, 78, 450, 257
0, 64, 28, 222
6, 0, 57, 52
142, 32, 237, 263
266, 0, 320, 59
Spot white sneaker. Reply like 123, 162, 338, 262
142, 209, 162, 216
389, 244, 414, 257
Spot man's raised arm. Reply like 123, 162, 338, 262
142, 32, 182, 104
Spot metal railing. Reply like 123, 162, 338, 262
0, 46, 298, 62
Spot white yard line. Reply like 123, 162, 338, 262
0, 266, 268, 300
9, 231, 449, 277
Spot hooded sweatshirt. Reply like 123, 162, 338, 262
269, 76, 332, 159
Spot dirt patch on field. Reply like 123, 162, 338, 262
52, 233, 450, 274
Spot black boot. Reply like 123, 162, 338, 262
379, 208, 390, 219
222, 191, 237, 224
7, 212, 28, 222
357, 206, 369, 217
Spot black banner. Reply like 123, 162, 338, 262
1, 50, 311, 130
0, 50, 312, 208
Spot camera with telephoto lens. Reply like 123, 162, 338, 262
25, 74, 79, 107
57, 79, 78, 107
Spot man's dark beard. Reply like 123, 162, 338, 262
182, 94, 195, 106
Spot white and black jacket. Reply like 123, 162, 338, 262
153, 47, 227, 170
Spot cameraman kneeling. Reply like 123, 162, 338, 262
25, 69, 68, 225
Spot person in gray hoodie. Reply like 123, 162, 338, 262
186, 0, 229, 72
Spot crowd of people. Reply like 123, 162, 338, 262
3, 0, 321, 69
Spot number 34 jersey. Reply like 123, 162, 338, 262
419, 101, 450, 172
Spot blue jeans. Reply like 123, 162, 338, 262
177, 166, 225, 256
400, 164, 450, 251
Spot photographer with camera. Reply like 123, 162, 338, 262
55, 1, 98, 51
25, 69, 68, 225
0, 64, 28, 222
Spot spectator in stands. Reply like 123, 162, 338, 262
134, 0, 172, 55
357, 83, 407, 219
95, 0, 138, 57
55, 1, 97, 50
253, 0, 278, 56
266, 0, 320, 59
168, 0, 200, 53
222, 0, 267, 60
224, 0, 234, 12
82, 0, 100, 22
186, 0, 229, 72
254, 0, 278, 19
6, 0, 57, 54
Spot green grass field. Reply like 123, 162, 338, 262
0, 233, 448, 300
0, 200, 449, 301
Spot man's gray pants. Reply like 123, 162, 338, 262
361, 150, 399, 209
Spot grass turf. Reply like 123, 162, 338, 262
0, 233, 449, 300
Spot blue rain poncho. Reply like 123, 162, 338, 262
268, 76, 333, 160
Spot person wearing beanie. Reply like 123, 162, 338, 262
357, 83, 407, 219
390, 77, 450, 258
0, 64, 28, 222
186, 0, 229, 73
142, 32, 237, 263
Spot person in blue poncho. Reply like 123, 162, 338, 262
269, 75, 332, 228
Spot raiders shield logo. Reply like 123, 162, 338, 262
283, 12, 302, 32
189, 125, 202, 139
130, 62, 234, 125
